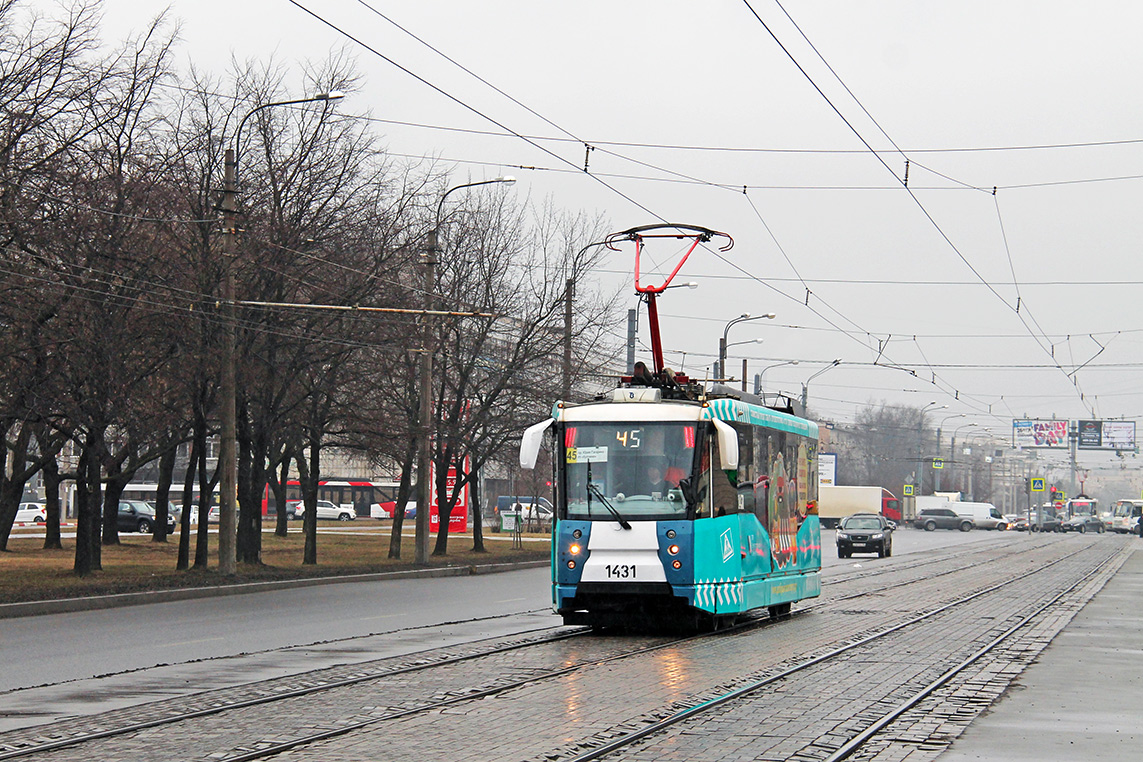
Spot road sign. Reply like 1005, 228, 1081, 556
1030, 478, 1046, 492
903, 484, 915, 496
932, 458, 944, 469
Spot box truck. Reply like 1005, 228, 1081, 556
817, 485, 902, 528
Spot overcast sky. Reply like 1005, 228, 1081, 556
79, 1, 1143, 472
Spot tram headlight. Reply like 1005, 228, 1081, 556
569, 543, 582, 555
667, 544, 680, 555
672, 560, 682, 569
666, 529, 676, 539
567, 560, 576, 569
572, 529, 582, 539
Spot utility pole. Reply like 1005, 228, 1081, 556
563, 277, 574, 400
218, 149, 238, 576
416, 229, 437, 565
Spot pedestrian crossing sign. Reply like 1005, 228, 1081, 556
1031, 478, 1046, 492
903, 484, 915, 496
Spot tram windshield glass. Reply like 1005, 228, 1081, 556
563, 422, 696, 521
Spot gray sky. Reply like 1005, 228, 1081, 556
83, 1, 1143, 472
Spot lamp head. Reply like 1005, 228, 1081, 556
315, 90, 346, 101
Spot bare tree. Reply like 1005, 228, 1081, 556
426, 193, 619, 556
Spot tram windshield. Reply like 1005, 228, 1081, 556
563, 422, 696, 521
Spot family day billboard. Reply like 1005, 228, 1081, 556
1013, 419, 1137, 451
1012, 420, 1068, 449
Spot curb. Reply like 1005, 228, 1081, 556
0, 559, 549, 619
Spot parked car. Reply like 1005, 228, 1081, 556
488, 495, 553, 524
117, 500, 176, 534
292, 500, 355, 521
404, 503, 417, 519
913, 507, 973, 532
515, 501, 554, 528
15, 502, 47, 524
836, 513, 893, 558
1028, 505, 1062, 533
1061, 513, 1105, 534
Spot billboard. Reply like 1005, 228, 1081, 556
819, 453, 837, 486
1077, 420, 1136, 451
1012, 419, 1069, 449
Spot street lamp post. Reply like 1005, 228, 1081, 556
219, 91, 344, 575
799, 359, 841, 416
717, 313, 774, 380
949, 422, 978, 495
755, 359, 799, 395
722, 337, 763, 390
914, 401, 946, 493
935, 413, 965, 491
417, 177, 516, 565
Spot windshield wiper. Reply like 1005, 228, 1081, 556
587, 481, 631, 530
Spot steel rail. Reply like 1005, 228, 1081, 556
560, 543, 1120, 762
820, 545, 1127, 762
0, 536, 1079, 762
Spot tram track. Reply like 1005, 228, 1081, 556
0, 535, 1115, 762
551, 540, 1129, 762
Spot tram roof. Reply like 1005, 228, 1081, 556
553, 393, 818, 439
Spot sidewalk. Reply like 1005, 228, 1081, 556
939, 543, 1142, 760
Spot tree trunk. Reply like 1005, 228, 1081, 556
470, 465, 486, 553
388, 437, 417, 560
42, 455, 64, 550
193, 411, 212, 569
73, 443, 93, 576
153, 444, 177, 543
295, 440, 320, 565
237, 417, 264, 564
272, 447, 291, 538
176, 439, 197, 570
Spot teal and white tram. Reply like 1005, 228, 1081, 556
521, 383, 822, 629
521, 223, 822, 629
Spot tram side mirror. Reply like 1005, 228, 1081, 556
520, 419, 554, 469
711, 418, 739, 470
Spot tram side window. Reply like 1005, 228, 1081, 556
751, 430, 774, 532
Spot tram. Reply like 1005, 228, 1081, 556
520, 225, 822, 629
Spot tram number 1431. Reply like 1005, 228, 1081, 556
606, 564, 636, 579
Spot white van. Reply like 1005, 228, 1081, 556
949, 501, 1007, 530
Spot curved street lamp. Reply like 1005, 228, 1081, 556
754, 359, 799, 395
718, 313, 775, 379
935, 413, 965, 491
417, 176, 516, 564
799, 359, 841, 416
219, 91, 345, 575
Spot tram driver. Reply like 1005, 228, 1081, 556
644, 460, 684, 498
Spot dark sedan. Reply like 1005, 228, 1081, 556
117, 500, 176, 534
836, 513, 894, 558
1061, 513, 1105, 534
